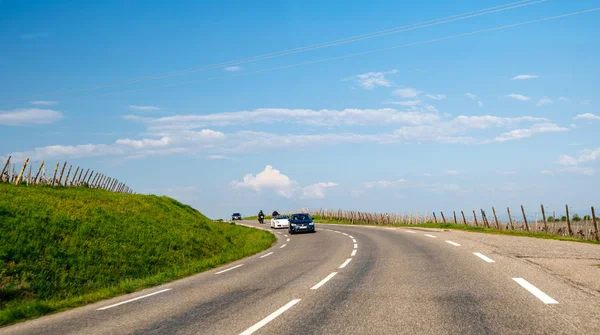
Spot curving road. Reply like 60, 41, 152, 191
2, 221, 600, 334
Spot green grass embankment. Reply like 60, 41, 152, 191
0, 184, 275, 326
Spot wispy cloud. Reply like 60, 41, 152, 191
20, 32, 48, 39
487, 123, 568, 143
465, 93, 483, 106
364, 179, 407, 189
573, 113, 600, 121
387, 100, 422, 106
300, 182, 338, 199
30, 101, 58, 106
393, 88, 421, 98
207, 155, 233, 160
511, 74, 538, 80
225, 66, 242, 72
536, 97, 553, 107
581, 100, 591, 105
353, 70, 397, 89
425, 94, 446, 100
129, 105, 161, 111
0, 108, 63, 126
446, 170, 460, 175
559, 97, 569, 101
507, 94, 532, 101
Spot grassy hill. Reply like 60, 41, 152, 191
0, 184, 275, 326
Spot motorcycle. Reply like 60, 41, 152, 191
258, 214, 265, 224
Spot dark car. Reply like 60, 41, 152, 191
288, 213, 315, 234
231, 213, 242, 220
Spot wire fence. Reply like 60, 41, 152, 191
1, 156, 133, 193
298, 205, 600, 242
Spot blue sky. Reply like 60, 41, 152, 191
1, 0, 599, 219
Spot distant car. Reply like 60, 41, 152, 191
231, 213, 242, 220
270, 215, 290, 229
288, 213, 315, 234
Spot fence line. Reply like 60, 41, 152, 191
299, 204, 599, 242
0, 157, 133, 194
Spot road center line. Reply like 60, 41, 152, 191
445, 241, 461, 246
512, 278, 558, 304
353, 243, 358, 249
284, 234, 288, 237
260, 252, 274, 258
473, 252, 495, 263
342, 233, 348, 236
348, 235, 354, 239
280, 244, 287, 249
352, 239, 357, 243
425, 234, 437, 238
215, 264, 244, 274
339, 258, 353, 268
239, 299, 302, 335
334, 231, 341, 233
286, 238, 290, 242
311, 272, 338, 290
351, 249, 357, 257
97, 289, 172, 310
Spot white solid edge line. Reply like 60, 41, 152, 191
473, 252, 495, 263
353, 243, 358, 249
405, 230, 417, 234
239, 299, 302, 335
339, 258, 352, 268
260, 252, 274, 258
385, 227, 395, 230
513, 278, 558, 304
215, 264, 244, 274
445, 241, 461, 246
280, 244, 287, 249
311, 272, 338, 290
425, 234, 437, 238
97, 289, 171, 310
351, 249, 357, 257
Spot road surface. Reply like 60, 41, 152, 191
2, 221, 599, 334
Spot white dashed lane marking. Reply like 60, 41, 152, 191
280, 244, 287, 249
353, 243, 358, 249
260, 252, 274, 259
97, 289, 171, 310
513, 278, 558, 304
239, 299, 301, 335
445, 241, 461, 246
351, 249, 357, 257
339, 258, 352, 268
473, 252, 495, 263
311, 272, 338, 290
215, 264, 244, 275
405, 230, 417, 234
425, 234, 437, 238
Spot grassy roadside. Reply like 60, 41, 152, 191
310, 217, 600, 245
244, 215, 272, 221
0, 184, 275, 326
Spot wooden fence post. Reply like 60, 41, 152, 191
71, 167, 79, 185
15, 158, 30, 185
520, 205, 529, 232
57, 162, 67, 185
492, 207, 500, 229
480, 209, 489, 228
80, 169, 89, 184
27, 163, 32, 185
540, 204, 547, 232
440, 211, 447, 224
472, 210, 478, 226
592, 206, 599, 241
90, 173, 98, 187
33, 161, 45, 184
453, 211, 458, 225
507, 207, 514, 230
87, 171, 95, 185
461, 211, 467, 225
1, 156, 10, 181
565, 204, 573, 236
432, 212, 437, 223
64, 165, 73, 186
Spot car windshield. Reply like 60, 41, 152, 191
276, 215, 289, 219
233, 213, 240, 216
291, 214, 310, 221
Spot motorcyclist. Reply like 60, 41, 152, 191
258, 210, 265, 224
272, 209, 280, 217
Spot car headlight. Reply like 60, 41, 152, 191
309, 222, 314, 225
291, 223, 296, 226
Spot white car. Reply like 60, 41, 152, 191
270, 215, 290, 229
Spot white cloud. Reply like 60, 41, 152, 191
115, 136, 172, 149
557, 154, 578, 166
125, 108, 441, 129
487, 123, 568, 143
30, 101, 58, 106
451, 115, 548, 129
507, 94, 532, 101
512, 74, 538, 80
559, 97, 569, 101
465, 93, 478, 100
557, 148, 600, 166
0, 108, 63, 126
225, 66, 242, 72
387, 100, 422, 106
207, 155, 232, 160
425, 94, 446, 100
129, 105, 161, 111
573, 113, 600, 121
536, 97, 553, 107
300, 182, 338, 199
393, 88, 421, 98
231, 165, 296, 197
364, 179, 407, 189
446, 170, 460, 175
353, 70, 397, 89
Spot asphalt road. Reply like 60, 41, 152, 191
2, 221, 600, 334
